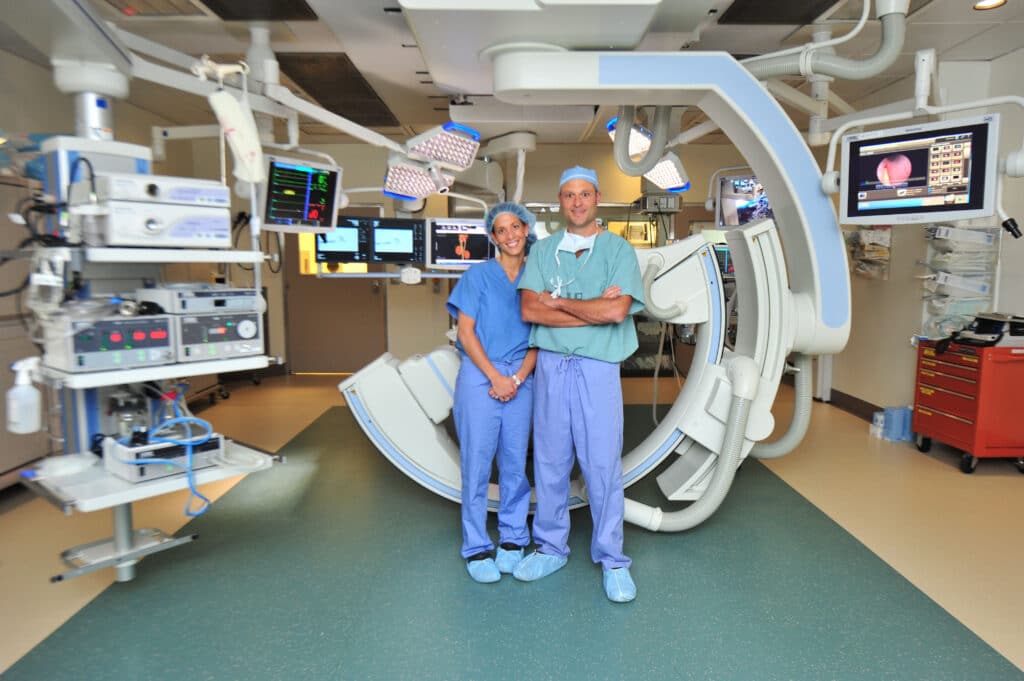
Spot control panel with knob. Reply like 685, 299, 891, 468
174, 312, 263, 363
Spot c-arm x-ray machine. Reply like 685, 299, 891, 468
341, 47, 852, 532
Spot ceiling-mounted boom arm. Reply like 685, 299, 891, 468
494, 49, 850, 355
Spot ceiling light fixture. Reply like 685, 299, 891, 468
973, 0, 1006, 9
383, 154, 454, 201
405, 121, 481, 171
644, 151, 691, 193
606, 117, 653, 157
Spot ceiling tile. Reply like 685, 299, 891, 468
938, 23, 1024, 61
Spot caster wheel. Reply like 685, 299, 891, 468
209, 394, 218, 406
218, 389, 230, 399
959, 452, 978, 474
1016, 458, 1024, 475
915, 434, 932, 453
252, 376, 262, 385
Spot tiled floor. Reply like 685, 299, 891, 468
0, 373, 1020, 673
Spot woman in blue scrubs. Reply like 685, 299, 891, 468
447, 202, 538, 583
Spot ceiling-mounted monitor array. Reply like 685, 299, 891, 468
315, 216, 493, 271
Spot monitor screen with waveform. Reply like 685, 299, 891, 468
264, 158, 339, 231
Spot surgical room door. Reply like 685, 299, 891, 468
283, 235, 387, 374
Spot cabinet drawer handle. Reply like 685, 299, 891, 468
917, 406, 973, 425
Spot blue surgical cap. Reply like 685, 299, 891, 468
485, 201, 536, 234
485, 202, 538, 254
559, 165, 599, 191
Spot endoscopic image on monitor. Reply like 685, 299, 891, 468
840, 114, 998, 224
853, 144, 932, 200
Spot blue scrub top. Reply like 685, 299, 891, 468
447, 258, 531, 363
518, 229, 644, 363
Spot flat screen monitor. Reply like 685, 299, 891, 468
315, 216, 371, 263
717, 174, 773, 227
427, 218, 494, 270
369, 218, 426, 264
840, 113, 999, 225
713, 244, 735, 278
263, 155, 340, 234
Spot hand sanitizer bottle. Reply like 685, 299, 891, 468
7, 357, 41, 434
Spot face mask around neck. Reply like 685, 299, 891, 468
557, 230, 597, 253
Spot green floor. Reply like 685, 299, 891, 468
7, 407, 1020, 681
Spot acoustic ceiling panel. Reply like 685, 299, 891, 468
102, 0, 205, 16
276, 53, 400, 128
718, 0, 838, 25
199, 0, 317, 21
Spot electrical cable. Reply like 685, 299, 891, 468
265, 231, 282, 274
64, 156, 97, 237
651, 321, 670, 427
0, 273, 30, 299
232, 212, 255, 271
115, 412, 215, 517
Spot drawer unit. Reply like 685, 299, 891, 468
917, 356, 979, 381
916, 367, 978, 396
913, 405, 974, 452
915, 383, 977, 419
912, 341, 1024, 473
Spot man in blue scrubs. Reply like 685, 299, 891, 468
515, 166, 645, 603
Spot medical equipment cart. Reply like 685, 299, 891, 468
912, 340, 1024, 473
22, 247, 275, 582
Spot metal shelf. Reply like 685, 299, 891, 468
24, 442, 274, 514
40, 355, 269, 389
83, 247, 264, 264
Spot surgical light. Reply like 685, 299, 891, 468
405, 122, 481, 171
383, 154, 454, 201
606, 117, 652, 157
644, 151, 690, 193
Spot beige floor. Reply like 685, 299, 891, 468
1, 374, 1021, 673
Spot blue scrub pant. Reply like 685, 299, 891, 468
453, 355, 532, 559
531, 350, 630, 569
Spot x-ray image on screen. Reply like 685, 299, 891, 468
374, 228, 414, 254
368, 219, 425, 264
315, 221, 369, 263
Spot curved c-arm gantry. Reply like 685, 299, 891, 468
340, 52, 851, 530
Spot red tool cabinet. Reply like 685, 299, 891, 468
912, 340, 1024, 473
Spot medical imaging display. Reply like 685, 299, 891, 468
369, 218, 426, 264
428, 219, 494, 270
315, 216, 372, 263
718, 175, 773, 227
265, 159, 339, 229
843, 118, 993, 222
316, 217, 425, 264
